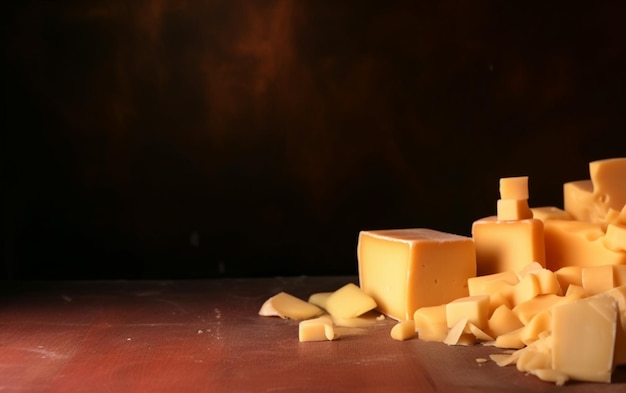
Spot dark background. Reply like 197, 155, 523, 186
4, 1, 625, 280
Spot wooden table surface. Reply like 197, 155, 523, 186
1, 277, 624, 393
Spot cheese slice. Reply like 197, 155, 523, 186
472, 216, 545, 275
552, 294, 618, 383
259, 292, 323, 320
604, 286, 626, 366
358, 229, 475, 320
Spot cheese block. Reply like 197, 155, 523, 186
530, 206, 573, 222
543, 219, 626, 270
552, 294, 618, 383
358, 229, 475, 320
497, 199, 533, 221
472, 217, 545, 275
500, 176, 529, 200
563, 180, 596, 222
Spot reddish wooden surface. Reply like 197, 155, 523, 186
1, 277, 625, 392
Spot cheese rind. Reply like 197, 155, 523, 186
358, 229, 475, 320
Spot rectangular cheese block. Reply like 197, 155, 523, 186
543, 219, 626, 270
552, 294, 618, 383
472, 216, 545, 276
357, 228, 476, 320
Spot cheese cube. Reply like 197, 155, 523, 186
582, 265, 616, 296
468, 271, 519, 296
497, 199, 533, 221
499, 176, 529, 200
604, 223, 626, 252
445, 295, 490, 330
530, 206, 573, 222
299, 316, 336, 342
552, 294, 618, 383
325, 283, 376, 319
532, 269, 563, 296
472, 217, 545, 275
510, 273, 541, 307
358, 229, 475, 320
413, 305, 448, 342
520, 310, 551, 345
544, 219, 626, 270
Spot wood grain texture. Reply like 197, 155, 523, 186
1, 277, 625, 392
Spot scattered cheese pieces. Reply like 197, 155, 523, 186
258, 292, 323, 320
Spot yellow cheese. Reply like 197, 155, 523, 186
614, 265, 626, 286
604, 286, 626, 366
604, 223, 626, 252
332, 310, 382, 328
509, 273, 541, 307
467, 271, 519, 296
589, 158, 626, 215
307, 292, 332, 310
299, 316, 336, 342
554, 266, 583, 293
582, 265, 616, 296
499, 176, 529, 200
497, 199, 533, 221
413, 305, 448, 342
472, 216, 545, 275
358, 229, 475, 320
512, 294, 563, 325
544, 219, 626, 270
445, 295, 490, 330
444, 318, 475, 346
563, 180, 596, 222
467, 323, 494, 341
325, 283, 377, 319
552, 294, 618, 383
259, 292, 323, 320
516, 261, 544, 279
390, 320, 416, 341
517, 348, 551, 373
520, 310, 551, 345
488, 305, 524, 338
565, 284, 586, 298
495, 327, 525, 349
530, 206, 573, 222
529, 369, 569, 386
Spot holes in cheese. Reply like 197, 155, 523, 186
299, 315, 336, 342
357, 228, 475, 320
390, 320, 416, 341
552, 294, 618, 383
259, 292, 323, 320
324, 283, 377, 319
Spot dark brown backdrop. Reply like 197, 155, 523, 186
4, 1, 626, 279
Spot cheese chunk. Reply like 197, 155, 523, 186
358, 229, 475, 320
582, 265, 616, 296
472, 217, 545, 275
563, 180, 596, 222
604, 223, 626, 252
444, 318, 474, 346
530, 206, 573, 222
325, 283, 376, 319
510, 273, 541, 307
468, 271, 519, 296
604, 286, 626, 366
589, 158, 626, 215
497, 199, 533, 221
488, 305, 524, 338
390, 320, 416, 341
500, 176, 529, 200
495, 327, 525, 349
259, 292, 323, 320
445, 295, 490, 330
520, 310, 551, 345
552, 294, 618, 383
299, 316, 336, 342
413, 305, 448, 342
512, 294, 564, 325
554, 266, 582, 293
543, 220, 626, 270
307, 292, 332, 310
